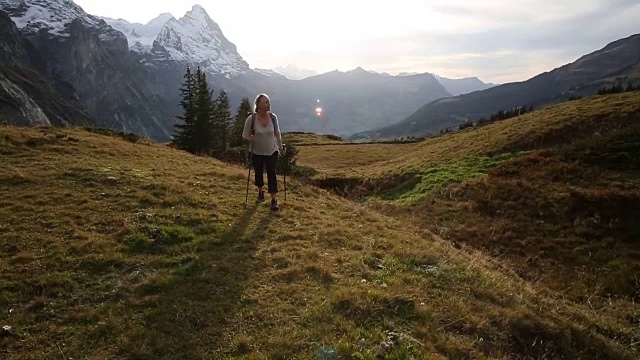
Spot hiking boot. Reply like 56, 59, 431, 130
258, 190, 265, 202
270, 199, 279, 211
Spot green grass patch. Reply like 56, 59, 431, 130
373, 151, 531, 204
125, 225, 197, 254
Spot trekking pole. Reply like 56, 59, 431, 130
245, 143, 252, 207
283, 144, 287, 202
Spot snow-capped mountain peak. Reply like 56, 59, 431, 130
183, 4, 208, 21
2, 1, 251, 76
0, 0, 122, 40
105, 4, 249, 75
147, 12, 174, 28
152, 4, 249, 75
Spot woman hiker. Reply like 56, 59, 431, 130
243, 93, 285, 211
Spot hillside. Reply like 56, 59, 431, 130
355, 33, 640, 140
296, 92, 640, 356
0, 11, 91, 127
1, 124, 637, 359
300, 92, 640, 181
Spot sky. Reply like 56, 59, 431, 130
73, 0, 640, 84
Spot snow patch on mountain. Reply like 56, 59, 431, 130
253, 68, 288, 79
398, 72, 420, 76
103, 12, 174, 51
271, 65, 318, 80
0, 0, 123, 41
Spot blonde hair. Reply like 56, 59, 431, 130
253, 93, 269, 112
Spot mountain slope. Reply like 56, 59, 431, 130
0, 124, 635, 359
0, 0, 179, 141
358, 33, 640, 140
0, 10, 90, 127
1, 0, 118, 37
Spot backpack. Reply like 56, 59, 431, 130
250, 112, 277, 135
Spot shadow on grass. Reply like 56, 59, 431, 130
116, 202, 275, 359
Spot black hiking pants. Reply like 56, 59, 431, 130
252, 151, 278, 194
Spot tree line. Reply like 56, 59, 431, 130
172, 66, 252, 156
597, 82, 640, 95
437, 105, 535, 135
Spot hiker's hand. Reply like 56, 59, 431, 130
245, 135, 255, 142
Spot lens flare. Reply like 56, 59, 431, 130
315, 107, 323, 117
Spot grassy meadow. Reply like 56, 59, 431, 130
0, 91, 638, 359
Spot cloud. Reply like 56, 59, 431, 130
305, 0, 640, 83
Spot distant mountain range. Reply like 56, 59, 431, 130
354, 33, 640, 140
259, 66, 497, 96
270, 65, 319, 80
432, 74, 497, 96
0, 1, 453, 138
256, 67, 451, 135
0, 1, 637, 142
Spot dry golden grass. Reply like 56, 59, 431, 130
1, 125, 636, 359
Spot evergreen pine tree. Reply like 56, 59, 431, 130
520, 105, 528, 115
193, 67, 216, 154
213, 89, 232, 151
613, 83, 624, 93
230, 97, 252, 147
173, 66, 197, 151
